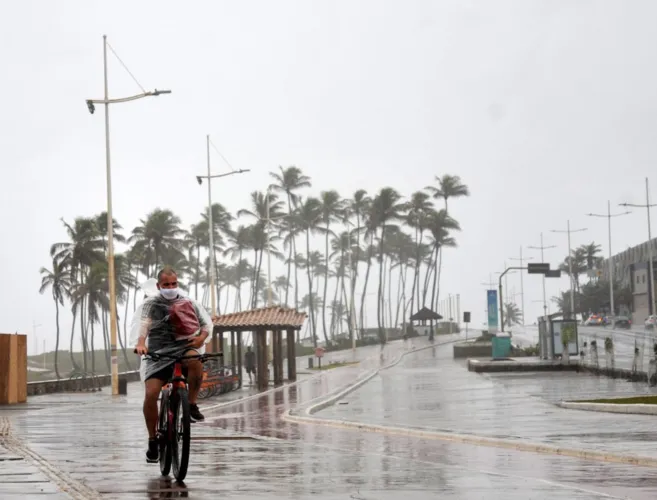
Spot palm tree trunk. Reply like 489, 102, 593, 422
388, 257, 394, 329
293, 242, 299, 310
90, 320, 96, 374
102, 311, 111, 372
422, 246, 437, 306
321, 224, 330, 343
69, 309, 79, 372
116, 315, 132, 370
360, 245, 373, 337
377, 227, 386, 342
330, 271, 340, 338
195, 246, 201, 300
430, 246, 440, 315
305, 229, 317, 346
54, 300, 61, 379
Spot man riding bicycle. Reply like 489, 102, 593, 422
133, 266, 210, 463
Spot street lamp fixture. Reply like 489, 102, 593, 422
197, 134, 249, 317
586, 201, 631, 317
550, 221, 587, 319
528, 233, 557, 318
86, 35, 171, 397
620, 177, 657, 315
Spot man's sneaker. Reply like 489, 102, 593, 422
190, 404, 205, 422
146, 438, 159, 463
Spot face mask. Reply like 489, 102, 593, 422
160, 288, 179, 300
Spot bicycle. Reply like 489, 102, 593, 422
138, 350, 222, 482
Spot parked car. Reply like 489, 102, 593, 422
645, 315, 657, 330
585, 314, 604, 326
613, 316, 632, 329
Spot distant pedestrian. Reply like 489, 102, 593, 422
244, 346, 256, 384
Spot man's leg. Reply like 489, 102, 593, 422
144, 377, 164, 463
144, 378, 164, 438
183, 350, 205, 421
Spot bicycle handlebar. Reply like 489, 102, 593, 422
132, 350, 224, 362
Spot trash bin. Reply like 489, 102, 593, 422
308, 357, 314, 369
118, 375, 128, 395
491, 335, 511, 359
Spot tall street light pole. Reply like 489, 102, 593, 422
621, 177, 657, 315
528, 233, 556, 318
86, 35, 171, 396
586, 201, 631, 317
509, 247, 532, 325
550, 221, 587, 319
196, 138, 249, 316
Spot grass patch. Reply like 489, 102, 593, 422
575, 395, 657, 405
310, 361, 360, 371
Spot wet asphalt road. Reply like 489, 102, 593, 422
2, 335, 657, 499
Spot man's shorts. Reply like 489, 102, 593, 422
246, 366, 256, 374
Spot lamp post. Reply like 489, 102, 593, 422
342, 209, 358, 351
550, 221, 587, 319
86, 35, 171, 396
586, 201, 631, 317
195, 136, 249, 316
509, 247, 532, 325
621, 177, 657, 315
528, 233, 556, 318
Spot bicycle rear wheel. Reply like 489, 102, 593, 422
158, 390, 172, 476
171, 388, 191, 482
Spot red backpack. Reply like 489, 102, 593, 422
168, 298, 201, 338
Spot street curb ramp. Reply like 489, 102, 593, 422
282, 341, 657, 469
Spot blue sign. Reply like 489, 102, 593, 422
487, 289, 498, 333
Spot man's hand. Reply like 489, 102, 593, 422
187, 330, 208, 349
135, 342, 148, 355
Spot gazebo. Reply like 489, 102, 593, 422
211, 306, 307, 391
409, 307, 443, 338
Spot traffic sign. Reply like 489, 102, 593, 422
527, 263, 550, 274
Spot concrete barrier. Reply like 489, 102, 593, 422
453, 342, 491, 358
27, 371, 140, 396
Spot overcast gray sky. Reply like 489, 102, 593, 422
2, 0, 657, 353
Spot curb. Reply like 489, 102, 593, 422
558, 401, 657, 415
281, 412, 657, 468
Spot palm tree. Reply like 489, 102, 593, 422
185, 222, 207, 300
318, 190, 343, 343
406, 191, 434, 316
39, 258, 72, 379
71, 261, 109, 373
504, 302, 521, 327
129, 209, 186, 277
270, 166, 312, 307
51, 217, 105, 371
224, 225, 252, 310
292, 197, 322, 345
426, 174, 470, 212
370, 188, 407, 341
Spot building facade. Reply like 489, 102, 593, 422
600, 237, 657, 324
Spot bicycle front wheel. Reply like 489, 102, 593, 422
159, 390, 172, 476
171, 388, 191, 482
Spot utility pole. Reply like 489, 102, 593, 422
587, 201, 631, 316
551, 221, 587, 319
621, 177, 657, 315
509, 247, 532, 325
528, 233, 556, 318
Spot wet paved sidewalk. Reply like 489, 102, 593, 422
3, 335, 657, 498
320, 340, 657, 461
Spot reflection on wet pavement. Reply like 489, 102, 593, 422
2, 336, 657, 498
